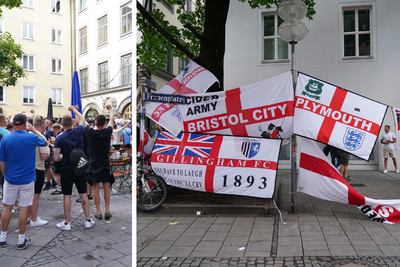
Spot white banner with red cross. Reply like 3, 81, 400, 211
145, 61, 219, 136
151, 132, 281, 198
294, 73, 387, 161
299, 138, 400, 224
180, 72, 294, 141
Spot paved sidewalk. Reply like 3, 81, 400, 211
137, 170, 400, 266
0, 186, 132, 267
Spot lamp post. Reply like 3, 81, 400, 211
277, 0, 309, 214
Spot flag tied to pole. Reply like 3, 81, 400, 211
137, 123, 154, 158
151, 132, 281, 198
298, 138, 400, 224
294, 73, 387, 161
392, 107, 400, 151
145, 61, 219, 136
180, 72, 294, 141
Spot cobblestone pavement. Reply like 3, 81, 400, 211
137, 256, 400, 267
0, 186, 132, 267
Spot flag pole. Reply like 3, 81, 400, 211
139, 77, 146, 169
290, 41, 298, 214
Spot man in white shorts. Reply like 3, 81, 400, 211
0, 114, 48, 249
381, 125, 399, 174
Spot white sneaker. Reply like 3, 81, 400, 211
84, 219, 95, 229
396, 170, 400, 173
30, 218, 48, 227
383, 169, 388, 174
56, 221, 71, 231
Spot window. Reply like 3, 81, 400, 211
22, 0, 34, 8
342, 7, 371, 57
121, 54, 132, 85
262, 14, 288, 61
51, 28, 62, 44
163, 49, 172, 73
80, 68, 88, 93
51, 59, 62, 74
121, 2, 132, 36
0, 85, 4, 103
98, 16, 107, 45
79, 0, 87, 11
23, 22, 34, 39
23, 86, 35, 104
79, 27, 87, 53
0, 18, 3, 34
51, 0, 61, 13
184, 0, 190, 13
179, 56, 189, 72
23, 55, 34, 71
161, 0, 174, 13
98, 62, 108, 90
51, 88, 62, 105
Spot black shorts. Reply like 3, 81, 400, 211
60, 169, 87, 195
87, 168, 110, 185
44, 158, 51, 169
34, 169, 45, 194
54, 161, 61, 174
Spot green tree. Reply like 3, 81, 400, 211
0, 0, 26, 86
137, 0, 315, 91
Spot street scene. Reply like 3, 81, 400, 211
136, 0, 400, 266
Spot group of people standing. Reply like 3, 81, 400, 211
0, 106, 131, 250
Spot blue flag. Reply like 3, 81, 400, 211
71, 71, 82, 118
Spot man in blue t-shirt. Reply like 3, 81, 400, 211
0, 114, 48, 250
53, 107, 95, 231
121, 123, 131, 148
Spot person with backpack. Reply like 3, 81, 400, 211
53, 107, 95, 231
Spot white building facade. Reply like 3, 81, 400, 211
225, 0, 400, 170
76, 0, 132, 123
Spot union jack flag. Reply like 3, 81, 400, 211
152, 132, 215, 157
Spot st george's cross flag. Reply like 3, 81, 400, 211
145, 61, 219, 136
298, 138, 400, 224
180, 72, 294, 141
151, 132, 281, 198
392, 107, 400, 150
137, 123, 154, 158
294, 73, 388, 161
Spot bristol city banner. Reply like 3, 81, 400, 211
145, 61, 219, 136
151, 132, 281, 198
180, 72, 294, 141
294, 73, 387, 161
298, 138, 400, 224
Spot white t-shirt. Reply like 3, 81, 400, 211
115, 118, 125, 129
382, 132, 396, 150
112, 128, 123, 145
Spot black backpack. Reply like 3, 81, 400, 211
59, 131, 88, 176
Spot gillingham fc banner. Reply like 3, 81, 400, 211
151, 132, 281, 198
294, 73, 387, 161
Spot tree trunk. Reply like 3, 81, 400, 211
195, 0, 230, 92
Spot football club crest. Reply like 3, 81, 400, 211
241, 139, 261, 158
302, 79, 324, 100
343, 127, 366, 151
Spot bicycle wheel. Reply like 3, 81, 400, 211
137, 174, 168, 212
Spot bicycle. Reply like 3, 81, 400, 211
136, 156, 168, 211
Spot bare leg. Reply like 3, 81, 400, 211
343, 165, 349, 178
80, 194, 90, 220
92, 183, 101, 215
87, 183, 92, 196
18, 206, 29, 235
102, 182, 110, 213
45, 168, 54, 183
1, 204, 13, 232
393, 158, 398, 170
63, 195, 72, 223
384, 158, 388, 170
27, 194, 40, 222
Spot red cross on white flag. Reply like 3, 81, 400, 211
145, 61, 219, 136
180, 72, 294, 140
294, 73, 387, 161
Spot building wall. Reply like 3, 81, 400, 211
225, 0, 400, 170
0, 0, 72, 118
76, 0, 132, 122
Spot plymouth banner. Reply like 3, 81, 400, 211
180, 72, 294, 141
298, 138, 400, 224
145, 60, 219, 136
294, 73, 387, 161
151, 132, 281, 198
